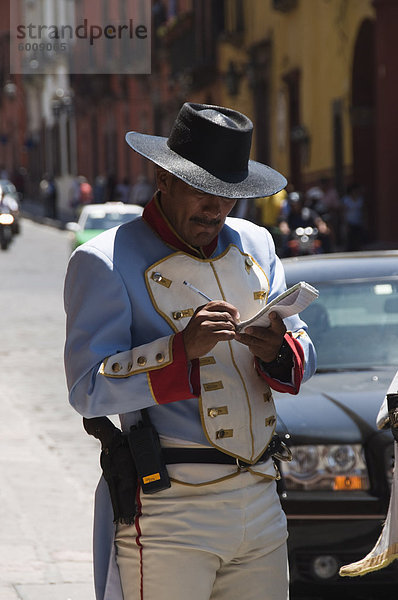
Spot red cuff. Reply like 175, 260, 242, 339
148, 332, 201, 404
256, 333, 304, 395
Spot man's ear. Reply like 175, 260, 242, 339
155, 167, 172, 193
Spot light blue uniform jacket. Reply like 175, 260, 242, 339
64, 215, 317, 600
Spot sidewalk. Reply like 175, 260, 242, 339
0, 218, 100, 600
0, 395, 97, 600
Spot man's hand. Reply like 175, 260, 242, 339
235, 311, 286, 362
182, 301, 240, 361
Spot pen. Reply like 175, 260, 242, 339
183, 280, 213, 302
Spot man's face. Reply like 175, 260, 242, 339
157, 170, 237, 247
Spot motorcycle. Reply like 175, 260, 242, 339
0, 209, 14, 250
286, 226, 322, 256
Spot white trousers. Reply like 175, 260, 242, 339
115, 470, 289, 600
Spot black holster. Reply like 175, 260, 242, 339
83, 417, 137, 524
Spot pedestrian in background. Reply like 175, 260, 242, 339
319, 177, 343, 247
342, 182, 365, 251
40, 173, 58, 219
255, 189, 288, 230
254, 189, 288, 253
106, 173, 117, 202
129, 173, 154, 206
69, 175, 93, 219
115, 176, 131, 203
93, 175, 107, 204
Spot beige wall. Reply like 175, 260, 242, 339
218, 0, 375, 186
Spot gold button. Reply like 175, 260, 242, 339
203, 381, 224, 392
174, 311, 183, 320
245, 257, 253, 267
216, 428, 233, 439
156, 353, 164, 364
254, 291, 266, 300
152, 272, 163, 282
111, 362, 121, 373
209, 408, 218, 418
263, 391, 272, 403
137, 356, 147, 366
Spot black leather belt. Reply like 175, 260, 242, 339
162, 434, 288, 468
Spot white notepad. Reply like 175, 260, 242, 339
236, 281, 319, 332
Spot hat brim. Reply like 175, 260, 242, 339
125, 131, 287, 199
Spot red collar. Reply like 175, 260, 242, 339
143, 194, 218, 258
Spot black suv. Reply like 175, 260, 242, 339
274, 251, 398, 599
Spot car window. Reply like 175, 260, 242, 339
84, 212, 140, 230
301, 279, 398, 370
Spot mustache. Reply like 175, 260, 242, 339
190, 216, 221, 226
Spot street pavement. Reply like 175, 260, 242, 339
0, 218, 101, 599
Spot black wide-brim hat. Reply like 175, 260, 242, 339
125, 102, 287, 199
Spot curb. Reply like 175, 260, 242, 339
21, 207, 69, 230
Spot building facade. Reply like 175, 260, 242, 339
216, 0, 396, 245
3, 0, 398, 245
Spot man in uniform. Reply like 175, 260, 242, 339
64, 102, 317, 600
